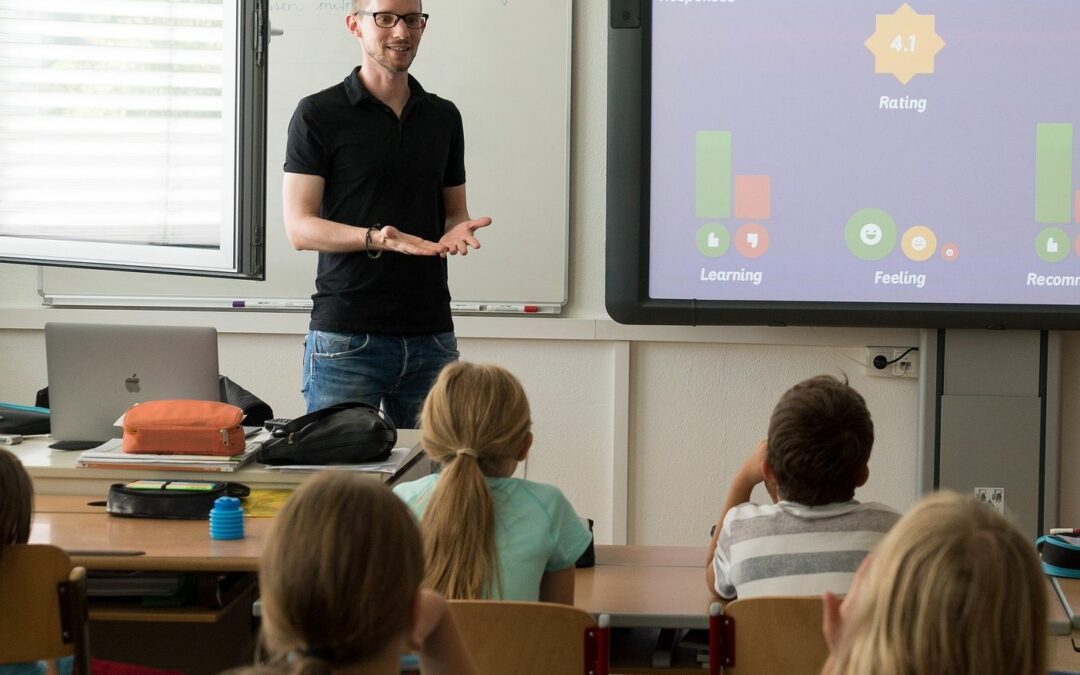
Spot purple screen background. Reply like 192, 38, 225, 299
648, 0, 1080, 305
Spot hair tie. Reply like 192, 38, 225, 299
299, 645, 337, 663
456, 447, 478, 459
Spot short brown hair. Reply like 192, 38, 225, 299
352, 0, 422, 13
0, 447, 33, 548
259, 473, 423, 671
766, 375, 873, 505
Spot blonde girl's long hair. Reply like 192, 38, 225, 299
0, 447, 33, 548
259, 472, 424, 675
829, 491, 1046, 675
419, 361, 532, 599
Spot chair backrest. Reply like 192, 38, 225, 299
448, 600, 607, 675
713, 596, 829, 675
0, 544, 91, 674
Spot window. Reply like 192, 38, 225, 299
0, 0, 267, 278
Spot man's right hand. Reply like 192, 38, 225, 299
374, 225, 449, 256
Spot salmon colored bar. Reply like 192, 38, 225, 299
734, 175, 771, 220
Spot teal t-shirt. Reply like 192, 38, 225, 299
393, 475, 592, 601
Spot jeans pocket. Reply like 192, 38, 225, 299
313, 331, 370, 358
430, 331, 460, 357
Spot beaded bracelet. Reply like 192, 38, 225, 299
365, 223, 383, 260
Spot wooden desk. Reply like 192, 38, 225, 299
32, 495, 268, 572
1049, 577, 1080, 672
27, 504, 1080, 673
580, 546, 1080, 674
577, 546, 713, 629
13, 429, 427, 495
1052, 576, 1080, 629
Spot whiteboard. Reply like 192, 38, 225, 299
43, 0, 571, 310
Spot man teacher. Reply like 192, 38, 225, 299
283, 0, 490, 426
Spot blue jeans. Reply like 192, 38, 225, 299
301, 330, 460, 428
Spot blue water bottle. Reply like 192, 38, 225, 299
209, 496, 245, 540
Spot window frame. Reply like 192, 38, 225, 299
0, 0, 268, 280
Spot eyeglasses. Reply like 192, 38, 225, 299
354, 10, 429, 29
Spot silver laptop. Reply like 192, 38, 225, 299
45, 323, 221, 448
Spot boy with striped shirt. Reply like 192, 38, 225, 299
705, 375, 900, 599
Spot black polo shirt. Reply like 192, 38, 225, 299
284, 67, 466, 335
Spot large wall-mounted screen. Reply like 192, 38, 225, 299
607, 0, 1080, 328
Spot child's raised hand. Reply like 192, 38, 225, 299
822, 553, 874, 652
409, 589, 448, 652
735, 439, 769, 487
409, 589, 477, 675
821, 591, 844, 651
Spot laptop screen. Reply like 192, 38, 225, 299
45, 323, 221, 447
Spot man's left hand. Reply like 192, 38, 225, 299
440, 217, 492, 255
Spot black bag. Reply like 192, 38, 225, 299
106, 480, 250, 520
219, 375, 274, 427
0, 402, 50, 435
575, 518, 596, 568
256, 402, 397, 466
1037, 535, 1080, 578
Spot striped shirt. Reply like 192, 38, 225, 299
712, 500, 900, 599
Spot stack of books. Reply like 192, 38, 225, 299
76, 438, 262, 473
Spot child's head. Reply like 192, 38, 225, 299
0, 447, 33, 547
829, 491, 1046, 675
766, 375, 873, 505
259, 472, 423, 671
420, 361, 532, 473
418, 361, 532, 599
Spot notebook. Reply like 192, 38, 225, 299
45, 323, 221, 449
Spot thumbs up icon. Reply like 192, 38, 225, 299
707, 232, 720, 248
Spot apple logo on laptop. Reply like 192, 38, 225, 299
125, 373, 141, 393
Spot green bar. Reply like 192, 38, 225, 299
696, 131, 732, 219
1036, 123, 1073, 224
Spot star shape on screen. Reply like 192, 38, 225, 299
864, 3, 946, 85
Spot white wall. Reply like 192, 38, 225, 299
1, 0, 1076, 543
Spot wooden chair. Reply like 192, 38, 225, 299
0, 544, 91, 675
708, 597, 828, 675
447, 600, 609, 675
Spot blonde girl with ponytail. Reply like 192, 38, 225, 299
393, 361, 592, 603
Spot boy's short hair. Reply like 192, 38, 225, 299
766, 375, 873, 506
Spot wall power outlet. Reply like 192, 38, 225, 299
974, 487, 1005, 515
865, 346, 919, 378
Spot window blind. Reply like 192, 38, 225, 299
0, 0, 257, 274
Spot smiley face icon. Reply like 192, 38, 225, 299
845, 208, 897, 261
860, 223, 883, 246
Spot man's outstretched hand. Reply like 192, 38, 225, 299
440, 217, 492, 255
375, 225, 449, 256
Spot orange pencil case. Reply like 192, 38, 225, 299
122, 399, 245, 456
